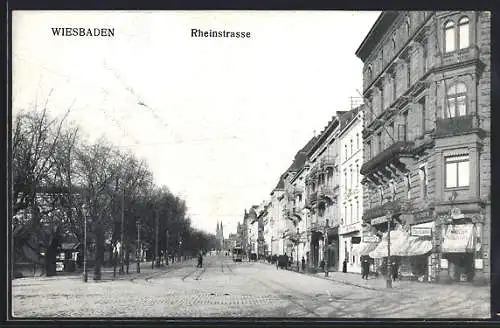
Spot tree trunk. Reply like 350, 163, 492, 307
93, 222, 104, 281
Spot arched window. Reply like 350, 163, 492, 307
444, 20, 455, 53
392, 36, 397, 55
458, 16, 470, 49
446, 82, 467, 117
405, 17, 411, 37
367, 65, 373, 81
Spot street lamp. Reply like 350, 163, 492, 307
136, 220, 141, 273
386, 195, 394, 289
296, 228, 300, 272
324, 218, 329, 277
82, 207, 88, 283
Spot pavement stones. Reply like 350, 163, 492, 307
12, 255, 490, 318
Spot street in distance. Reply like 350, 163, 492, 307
191, 29, 251, 38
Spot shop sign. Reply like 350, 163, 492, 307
413, 209, 433, 224
410, 226, 432, 237
339, 222, 359, 235
363, 235, 379, 243
371, 216, 389, 225
451, 207, 464, 220
440, 258, 448, 269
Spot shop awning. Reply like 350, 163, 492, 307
369, 229, 410, 259
442, 223, 475, 253
405, 236, 432, 256
353, 242, 378, 256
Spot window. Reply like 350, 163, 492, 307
350, 203, 353, 221
345, 144, 348, 160
377, 132, 382, 153
398, 111, 408, 141
381, 85, 385, 111
344, 172, 348, 191
420, 97, 426, 135
419, 166, 428, 200
350, 166, 353, 187
367, 65, 373, 81
444, 21, 455, 53
447, 83, 467, 117
405, 18, 411, 37
407, 59, 411, 88
355, 164, 359, 185
367, 140, 372, 159
458, 17, 470, 49
379, 187, 384, 204
391, 181, 396, 199
423, 39, 428, 72
388, 122, 394, 145
356, 133, 359, 149
392, 36, 396, 56
344, 206, 347, 223
406, 174, 411, 199
356, 200, 359, 220
445, 154, 470, 188
350, 139, 353, 155
392, 73, 397, 101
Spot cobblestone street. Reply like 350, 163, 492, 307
12, 254, 489, 318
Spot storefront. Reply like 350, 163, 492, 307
440, 223, 476, 282
369, 228, 409, 276
398, 221, 434, 281
339, 222, 362, 273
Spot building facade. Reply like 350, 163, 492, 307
305, 116, 343, 270
356, 11, 490, 283
338, 106, 365, 273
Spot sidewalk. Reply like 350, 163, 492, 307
13, 258, 195, 283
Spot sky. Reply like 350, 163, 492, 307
12, 10, 380, 238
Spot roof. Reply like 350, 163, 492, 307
307, 115, 341, 157
338, 105, 363, 134
355, 11, 400, 62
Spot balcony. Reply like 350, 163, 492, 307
434, 115, 480, 138
318, 185, 335, 202
360, 141, 415, 177
362, 199, 414, 222
305, 191, 318, 209
293, 186, 304, 196
441, 46, 480, 67
320, 156, 335, 169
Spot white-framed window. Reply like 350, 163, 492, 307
445, 154, 470, 188
356, 200, 359, 220
458, 16, 470, 49
446, 82, 467, 117
355, 164, 359, 185
444, 20, 455, 53
350, 139, 353, 155
419, 164, 428, 200
406, 174, 411, 199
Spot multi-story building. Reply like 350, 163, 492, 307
259, 200, 272, 257
305, 115, 343, 270
281, 137, 317, 266
247, 206, 259, 256
269, 175, 286, 256
356, 11, 490, 283
338, 106, 365, 273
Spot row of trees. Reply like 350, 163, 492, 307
12, 104, 218, 278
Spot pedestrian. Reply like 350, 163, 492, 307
391, 260, 398, 281
301, 257, 306, 272
362, 257, 369, 280
342, 259, 347, 273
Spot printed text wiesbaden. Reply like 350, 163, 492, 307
51, 27, 115, 37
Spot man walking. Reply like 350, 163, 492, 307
361, 256, 369, 280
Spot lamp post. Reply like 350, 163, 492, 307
82, 206, 88, 283
296, 228, 300, 272
386, 210, 392, 288
136, 220, 141, 273
324, 218, 329, 277
386, 195, 395, 289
